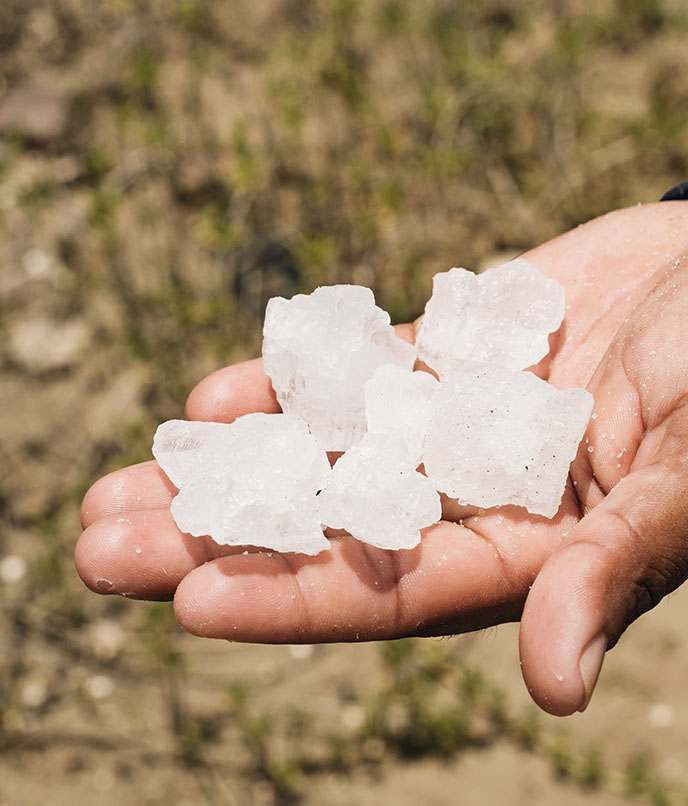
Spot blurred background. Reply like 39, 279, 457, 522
2, 1, 688, 804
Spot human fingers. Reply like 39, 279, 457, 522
171, 505, 570, 643
75, 508, 249, 600
79, 360, 279, 530
185, 357, 280, 423
81, 356, 288, 529
519, 397, 688, 715
80, 461, 177, 529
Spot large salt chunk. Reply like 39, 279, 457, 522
416, 259, 565, 376
422, 362, 593, 517
152, 414, 331, 555
262, 285, 415, 451
317, 433, 441, 550
364, 364, 439, 465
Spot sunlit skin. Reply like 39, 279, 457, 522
76, 202, 688, 716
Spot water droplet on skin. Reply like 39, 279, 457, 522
135, 547, 142, 555
587, 446, 595, 453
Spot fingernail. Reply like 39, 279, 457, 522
578, 633, 607, 712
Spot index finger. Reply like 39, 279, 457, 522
185, 357, 280, 422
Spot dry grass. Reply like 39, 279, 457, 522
1, 1, 688, 803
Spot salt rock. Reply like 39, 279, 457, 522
416, 258, 565, 376
318, 433, 441, 550
153, 414, 331, 555
422, 361, 593, 517
364, 364, 439, 464
262, 285, 415, 451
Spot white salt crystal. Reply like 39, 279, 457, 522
416, 258, 565, 376
262, 285, 415, 451
152, 261, 589, 556
318, 433, 441, 550
422, 361, 593, 517
364, 364, 439, 465
153, 414, 331, 555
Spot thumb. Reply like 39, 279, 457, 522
519, 461, 688, 716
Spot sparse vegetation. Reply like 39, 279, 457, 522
2, 0, 688, 803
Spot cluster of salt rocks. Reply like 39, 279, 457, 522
153, 259, 593, 555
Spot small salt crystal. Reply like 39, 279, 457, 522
317, 433, 441, 550
416, 258, 565, 376
262, 285, 415, 451
422, 361, 593, 517
364, 364, 439, 464
153, 414, 331, 555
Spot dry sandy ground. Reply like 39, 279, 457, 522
2, 584, 688, 806
3, 3, 688, 804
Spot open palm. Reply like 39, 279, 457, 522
76, 202, 688, 715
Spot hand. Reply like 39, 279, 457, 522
75, 202, 688, 716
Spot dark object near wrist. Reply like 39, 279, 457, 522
660, 181, 688, 201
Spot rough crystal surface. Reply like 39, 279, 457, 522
152, 262, 591, 555
262, 285, 415, 451
153, 414, 331, 555
422, 361, 593, 517
416, 258, 565, 376
318, 433, 441, 550
364, 364, 439, 465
